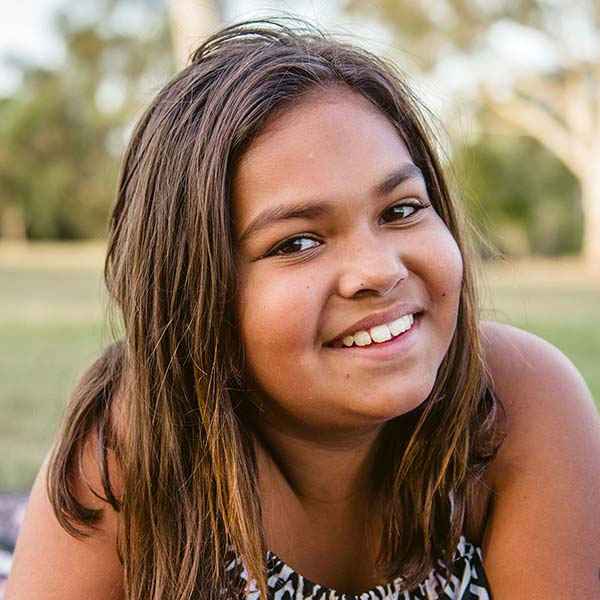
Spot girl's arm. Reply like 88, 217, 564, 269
5, 442, 124, 599
481, 321, 600, 599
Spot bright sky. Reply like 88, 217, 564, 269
2, 0, 594, 101
0, 0, 388, 96
0, 0, 66, 94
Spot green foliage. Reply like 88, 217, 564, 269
0, 72, 118, 238
345, 0, 596, 259
455, 134, 582, 257
344, 0, 584, 66
0, 0, 173, 240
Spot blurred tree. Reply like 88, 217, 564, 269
346, 0, 600, 263
0, 0, 173, 239
455, 133, 581, 258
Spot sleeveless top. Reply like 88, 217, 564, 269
225, 536, 491, 599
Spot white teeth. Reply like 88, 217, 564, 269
342, 335, 354, 347
337, 313, 415, 348
389, 314, 414, 336
370, 324, 392, 343
353, 331, 372, 346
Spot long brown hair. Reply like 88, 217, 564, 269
48, 19, 505, 599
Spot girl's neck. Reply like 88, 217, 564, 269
254, 419, 384, 508
253, 422, 387, 593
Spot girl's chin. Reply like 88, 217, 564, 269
340, 375, 435, 415
330, 391, 432, 430
242, 376, 436, 434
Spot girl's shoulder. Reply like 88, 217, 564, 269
5, 381, 126, 599
480, 319, 592, 402
6, 442, 124, 599
479, 320, 598, 482
478, 321, 600, 598
479, 320, 596, 440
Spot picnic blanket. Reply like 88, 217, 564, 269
0, 493, 28, 599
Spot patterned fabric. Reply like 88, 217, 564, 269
225, 537, 491, 600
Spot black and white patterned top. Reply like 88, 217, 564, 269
226, 536, 491, 599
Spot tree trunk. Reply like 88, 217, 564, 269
168, 0, 221, 69
486, 91, 600, 265
580, 168, 600, 266
0, 205, 27, 240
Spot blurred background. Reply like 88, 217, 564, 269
0, 0, 599, 505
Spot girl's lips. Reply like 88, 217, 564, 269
326, 304, 423, 345
325, 314, 421, 360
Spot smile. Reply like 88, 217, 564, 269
330, 314, 415, 348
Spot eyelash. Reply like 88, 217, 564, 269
378, 198, 429, 224
265, 198, 430, 257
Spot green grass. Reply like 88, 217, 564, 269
0, 246, 598, 491
0, 321, 107, 489
484, 284, 600, 399
0, 259, 110, 491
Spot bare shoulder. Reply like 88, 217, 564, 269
480, 321, 599, 481
5, 397, 126, 599
479, 321, 600, 599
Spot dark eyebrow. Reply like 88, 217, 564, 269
238, 201, 335, 244
238, 163, 426, 244
372, 163, 426, 197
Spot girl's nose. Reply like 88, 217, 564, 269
336, 233, 409, 299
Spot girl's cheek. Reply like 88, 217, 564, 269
238, 269, 318, 337
428, 225, 464, 289
445, 239, 464, 291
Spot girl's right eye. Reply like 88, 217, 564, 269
266, 236, 321, 257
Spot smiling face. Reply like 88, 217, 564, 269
233, 88, 463, 438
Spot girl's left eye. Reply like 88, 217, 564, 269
267, 236, 320, 256
380, 200, 428, 224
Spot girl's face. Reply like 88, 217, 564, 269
233, 89, 463, 436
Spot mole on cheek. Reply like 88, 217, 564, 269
345, 373, 350, 379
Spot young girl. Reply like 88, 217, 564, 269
6, 19, 600, 600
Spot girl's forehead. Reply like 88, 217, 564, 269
231, 89, 423, 238
252, 87, 397, 146
234, 88, 413, 185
